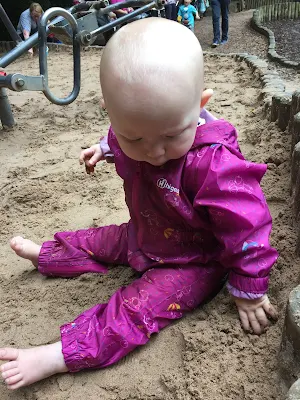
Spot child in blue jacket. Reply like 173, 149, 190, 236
178, 0, 200, 32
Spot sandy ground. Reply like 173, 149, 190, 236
0, 46, 299, 400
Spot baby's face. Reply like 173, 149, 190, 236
110, 104, 200, 166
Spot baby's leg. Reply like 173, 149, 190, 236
1, 224, 130, 389
11, 223, 129, 278
59, 263, 227, 371
0, 263, 226, 389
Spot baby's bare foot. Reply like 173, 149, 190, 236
10, 236, 41, 268
0, 342, 68, 390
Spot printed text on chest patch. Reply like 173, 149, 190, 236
157, 178, 179, 194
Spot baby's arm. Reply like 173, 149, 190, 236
194, 145, 278, 334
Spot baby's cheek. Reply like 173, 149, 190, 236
172, 142, 190, 157
122, 144, 143, 161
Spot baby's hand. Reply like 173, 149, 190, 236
79, 143, 104, 174
233, 294, 278, 335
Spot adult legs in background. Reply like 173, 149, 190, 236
220, 0, 230, 42
165, 3, 177, 20
165, 4, 172, 19
210, 0, 221, 46
170, 3, 177, 20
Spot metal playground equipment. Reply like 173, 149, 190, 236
0, 0, 165, 129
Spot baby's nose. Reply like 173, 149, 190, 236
146, 144, 165, 158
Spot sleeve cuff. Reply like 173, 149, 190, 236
228, 271, 269, 294
100, 136, 114, 162
227, 283, 265, 299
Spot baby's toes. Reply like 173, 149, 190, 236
0, 348, 19, 361
10, 236, 24, 251
2, 367, 20, 380
5, 373, 23, 386
7, 379, 26, 391
1, 360, 18, 373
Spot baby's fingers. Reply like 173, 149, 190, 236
238, 308, 250, 332
255, 307, 269, 329
262, 301, 278, 321
79, 148, 94, 165
238, 308, 267, 335
85, 164, 94, 175
248, 311, 263, 335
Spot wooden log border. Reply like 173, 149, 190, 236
241, 0, 290, 11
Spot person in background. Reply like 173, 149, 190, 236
210, 0, 230, 48
165, 0, 177, 21
197, 0, 209, 18
109, 0, 134, 18
16, 3, 43, 56
177, 0, 200, 32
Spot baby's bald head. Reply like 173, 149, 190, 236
100, 18, 204, 124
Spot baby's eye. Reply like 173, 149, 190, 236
166, 133, 182, 139
127, 137, 142, 143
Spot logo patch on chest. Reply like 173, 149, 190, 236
157, 178, 179, 194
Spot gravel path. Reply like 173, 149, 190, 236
265, 19, 300, 63
195, 10, 268, 56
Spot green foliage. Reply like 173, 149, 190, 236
0, 1, 72, 40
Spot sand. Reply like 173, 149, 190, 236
0, 48, 298, 400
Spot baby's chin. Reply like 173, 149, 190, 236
146, 159, 168, 166
129, 152, 187, 166
145, 155, 178, 166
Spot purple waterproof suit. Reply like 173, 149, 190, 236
38, 110, 278, 372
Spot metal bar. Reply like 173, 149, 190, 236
0, 3, 22, 44
0, 74, 15, 90
96, 0, 158, 15
0, 88, 15, 128
39, 8, 80, 105
90, 1, 156, 37
86, 0, 159, 8
0, 74, 45, 91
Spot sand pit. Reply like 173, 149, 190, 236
0, 49, 298, 400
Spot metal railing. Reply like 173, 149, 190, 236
0, 0, 165, 129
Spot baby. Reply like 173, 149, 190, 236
0, 18, 278, 390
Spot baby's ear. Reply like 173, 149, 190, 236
200, 89, 213, 108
